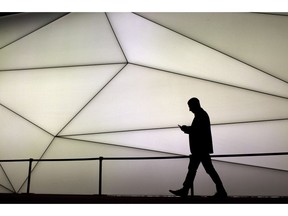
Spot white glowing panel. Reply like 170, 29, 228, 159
0, 64, 125, 135
0, 106, 53, 160
63, 128, 190, 155
212, 120, 288, 170
216, 156, 288, 172
0, 105, 54, 191
103, 158, 187, 195
3, 162, 29, 193
213, 120, 288, 155
107, 13, 288, 98
0, 187, 10, 193
64, 121, 288, 157
61, 64, 288, 135
26, 161, 99, 194
0, 13, 66, 49
43, 137, 171, 159
0, 185, 12, 193
63, 121, 288, 170
0, 166, 14, 192
0, 13, 126, 70
137, 12, 288, 82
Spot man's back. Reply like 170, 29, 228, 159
189, 108, 213, 154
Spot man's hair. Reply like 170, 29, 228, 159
188, 97, 200, 107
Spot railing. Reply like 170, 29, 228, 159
0, 151, 288, 195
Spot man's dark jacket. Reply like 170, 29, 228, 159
182, 108, 213, 154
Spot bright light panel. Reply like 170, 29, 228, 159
0, 13, 126, 70
0, 13, 66, 49
0, 64, 125, 135
137, 12, 288, 82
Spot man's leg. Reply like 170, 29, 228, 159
170, 154, 200, 197
201, 154, 227, 197
183, 154, 201, 190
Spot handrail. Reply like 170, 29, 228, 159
0, 151, 287, 195
0, 152, 288, 163
1, 151, 288, 162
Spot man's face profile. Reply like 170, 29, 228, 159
188, 103, 196, 113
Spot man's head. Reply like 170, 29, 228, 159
188, 97, 201, 113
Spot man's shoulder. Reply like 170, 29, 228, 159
199, 108, 209, 116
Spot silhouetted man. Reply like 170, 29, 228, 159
169, 97, 227, 197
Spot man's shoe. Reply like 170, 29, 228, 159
169, 188, 189, 197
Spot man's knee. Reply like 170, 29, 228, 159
204, 166, 217, 175
188, 164, 198, 172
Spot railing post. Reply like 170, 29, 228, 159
99, 156, 103, 195
27, 158, 33, 194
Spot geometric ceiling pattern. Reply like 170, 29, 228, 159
0, 12, 287, 196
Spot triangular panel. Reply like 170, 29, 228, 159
60, 64, 288, 135
0, 105, 54, 192
212, 120, 288, 171
0, 13, 126, 70
107, 12, 288, 98
137, 12, 288, 82
0, 165, 14, 192
0, 13, 67, 49
213, 120, 288, 155
63, 120, 288, 170
63, 128, 189, 155
0, 185, 13, 193
0, 64, 125, 135
215, 155, 288, 172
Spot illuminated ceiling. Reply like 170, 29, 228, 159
0, 12, 287, 195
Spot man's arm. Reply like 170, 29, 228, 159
178, 125, 191, 134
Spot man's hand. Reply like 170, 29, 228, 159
178, 124, 189, 133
